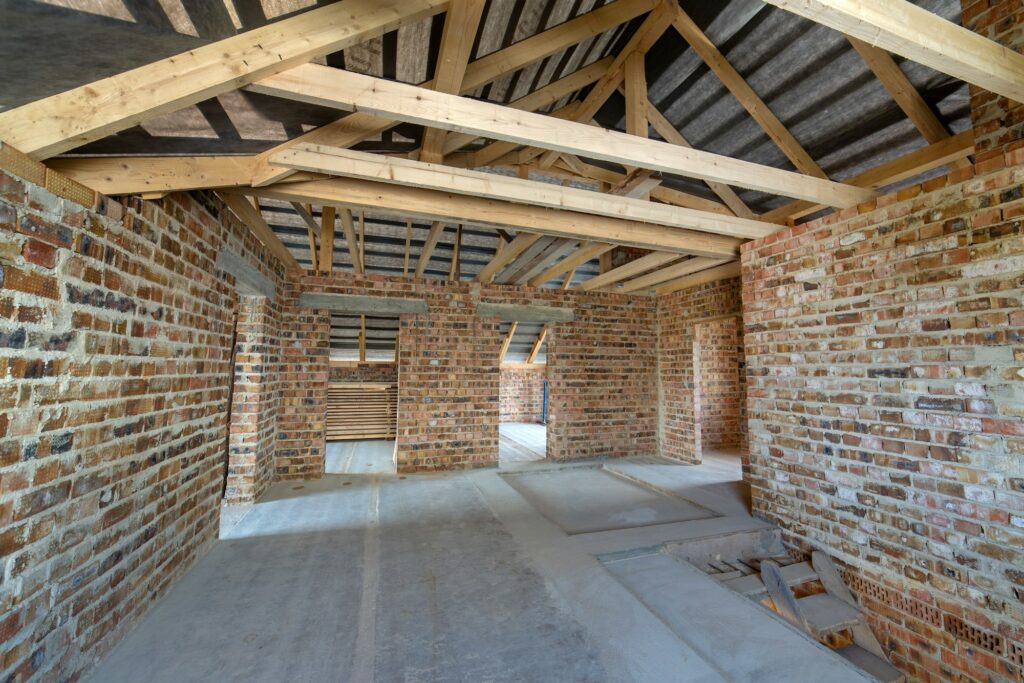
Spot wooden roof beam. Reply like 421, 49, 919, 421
217, 192, 299, 270
251, 67, 874, 207
419, 0, 487, 163
574, 251, 682, 291
0, 0, 447, 160
527, 242, 616, 287
251, 0, 657, 186
764, 0, 1024, 104
619, 257, 732, 294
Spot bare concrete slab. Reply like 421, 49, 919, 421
325, 439, 396, 475
603, 552, 875, 682
501, 466, 714, 534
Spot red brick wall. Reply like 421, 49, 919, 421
499, 365, 546, 423
696, 316, 743, 450
962, 0, 1024, 162
741, 154, 1024, 681
656, 278, 746, 465
285, 272, 658, 472
329, 362, 397, 383
0, 144, 285, 682
225, 296, 281, 504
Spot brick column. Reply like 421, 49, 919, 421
962, 0, 1024, 160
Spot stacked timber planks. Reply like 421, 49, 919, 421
326, 382, 397, 441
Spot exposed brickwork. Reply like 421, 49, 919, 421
329, 362, 397, 383
962, 0, 1024, 161
285, 272, 658, 472
656, 278, 746, 465
696, 316, 743, 450
0, 144, 285, 682
225, 296, 281, 505
741, 152, 1024, 682
499, 365, 547, 423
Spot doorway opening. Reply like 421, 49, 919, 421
498, 320, 548, 465
324, 313, 400, 475
693, 315, 744, 463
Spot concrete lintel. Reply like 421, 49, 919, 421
477, 302, 574, 323
298, 292, 428, 315
216, 248, 276, 299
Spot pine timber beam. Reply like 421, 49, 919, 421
505, 240, 579, 285
250, 67, 872, 205
245, 178, 742, 256
761, 129, 975, 223
441, 57, 614, 157
415, 221, 447, 278
526, 327, 548, 364
608, 169, 663, 198
0, 0, 448, 160
619, 257, 732, 293
339, 209, 364, 273
319, 206, 336, 272
762, 0, 1024, 104
499, 322, 518, 363
846, 36, 970, 170
656, 261, 742, 296
477, 233, 543, 283
669, 3, 827, 180
250, 0, 657, 186
574, 251, 682, 291
270, 145, 776, 239
527, 242, 616, 286
217, 193, 299, 270
418, 0, 487, 163
290, 202, 321, 268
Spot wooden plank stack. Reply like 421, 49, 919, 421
326, 382, 398, 441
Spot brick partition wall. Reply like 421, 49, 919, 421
741, 153, 1024, 681
656, 277, 746, 465
283, 271, 658, 472
225, 296, 282, 505
0, 144, 286, 682
499, 365, 546, 423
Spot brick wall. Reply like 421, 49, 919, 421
499, 365, 546, 423
225, 296, 281, 505
696, 316, 743, 450
329, 362, 397, 383
741, 153, 1024, 681
656, 278, 746, 465
962, 0, 1024, 162
285, 271, 658, 472
0, 144, 285, 681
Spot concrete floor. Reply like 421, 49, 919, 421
325, 439, 397, 475
88, 451, 875, 682
499, 422, 546, 464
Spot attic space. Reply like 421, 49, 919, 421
0, 0, 1022, 681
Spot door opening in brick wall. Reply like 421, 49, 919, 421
498, 320, 548, 465
693, 316, 744, 462
324, 318, 401, 476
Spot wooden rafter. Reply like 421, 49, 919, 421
536, 4, 672, 168
669, 3, 827, 180
847, 36, 970, 170
247, 178, 742, 256
608, 169, 662, 199
403, 220, 413, 277
527, 242, 616, 287
656, 262, 742, 296
574, 251, 682, 291
339, 209, 363, 273
619, 257, 732, 294
644, 101, 754, 218
218, 192, 299, 270
448, 225, 462, 281
506, 240, 579, 285
0, 0, 446, 160
762, 129, 975, 223
271, 144, 775, 239
526, 328, 548, 364
415, 221, 447, 278
499, 321, 518, 364
763, 0, 1024, 104
419, 0, 487, 163
250, 0, 657, 186
253, 67, 871, 206
318, 206, 336, 272
290, 202, 320, 266
477, 233, 543, 283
